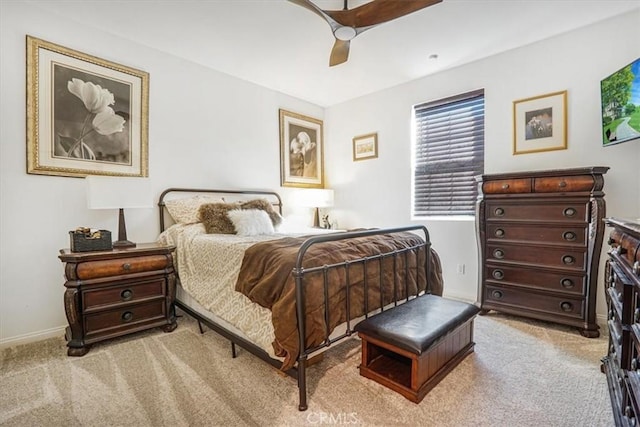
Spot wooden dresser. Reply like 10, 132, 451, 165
475, 167, 608, 337
602, 218, 640, 426
59, 243, 177, 356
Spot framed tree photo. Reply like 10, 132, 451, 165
513, 90, 567, 155
279, 109, 324, 188
26, 36, 149, 177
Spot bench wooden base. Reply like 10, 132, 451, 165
358, 318, 476, 403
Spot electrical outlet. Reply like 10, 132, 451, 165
456, 263, 465, 275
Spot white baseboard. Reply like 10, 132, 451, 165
0, 325, 65, 350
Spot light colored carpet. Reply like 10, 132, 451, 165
0, 309, 612, 426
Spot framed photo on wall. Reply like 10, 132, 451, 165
26, 35, 149, 177
513, 90, 567, 155
279, 109, 324, 188
352, 132, 378, 161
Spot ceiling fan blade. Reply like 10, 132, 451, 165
326, 0, 442, 28
287, 0, 341, 32
329, 39, 350, 67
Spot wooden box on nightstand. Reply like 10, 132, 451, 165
58, 242, 177, 356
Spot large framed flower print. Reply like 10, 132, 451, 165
279, 109, 324, 188
26, 36, 149, 177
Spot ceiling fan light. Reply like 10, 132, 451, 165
334, 26, 357, 41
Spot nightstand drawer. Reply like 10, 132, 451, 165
486, 223, 586, 246
486, 202, 587, 222
75, 255, 171, 279
484, 284, 585, 319
82, 278, 165, 312
84, 300, 166, 338
485, 265, 586, 295
533, 175, 595, 193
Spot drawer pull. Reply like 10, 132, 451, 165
121, 289, 133, 301
560, 302, 573, 312
560, 278, 574, 289
501, 183, 510, 190
562, 231, 577, 241
492, 269, 504, 280
563, 207, 576, 217
495, 228, 505, 238
634, 308, 640, 323
634, 261, 639, 276
493, 249, 505, 259
494, 207, 505, 217
632, 358, 638, 371
121, 311, 133, 322
122, 263, 131, 271
562, 255, 575, 265
558, 180, 567, 188
491, 290, 503, 299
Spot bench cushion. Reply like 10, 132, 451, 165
354, 294, 480, 355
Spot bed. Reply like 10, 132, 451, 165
157, 188, 444, 410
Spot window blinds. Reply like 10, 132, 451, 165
413, 89, 485, 216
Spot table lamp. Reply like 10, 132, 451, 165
86, 175, 153, 248
295, 188, 334, 228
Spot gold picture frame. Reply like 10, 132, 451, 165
279, 109, 324, 188
353, 133, 378, 161
26, 35, 149, 177
513, 90, 567, 155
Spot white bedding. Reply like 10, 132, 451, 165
158, 223, 334, 359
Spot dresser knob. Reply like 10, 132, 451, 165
562, 231, 577, 241
492, 269, 504, 280
562, 255, 575, 265
501, 183, 510, 190
634, 261, 639, 275
121, 289, 133, 301
494, 207, 505, 217
634, 308, 640, 323
491, 290, 503, 299
563, 207, 576, 217
122, 311, 133, 322
558, 180, 567, 188
493, 249, 505, 259
495, 228, 505, 238
632, 358, 638, 370
560, 302, 573, 312
560, 278, 574, 288
122, 263, 131, 271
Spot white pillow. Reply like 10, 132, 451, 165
165, 195, 224, 224
227, 209, 275, 236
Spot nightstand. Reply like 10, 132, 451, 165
58, 242, 177, 356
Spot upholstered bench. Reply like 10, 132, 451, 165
354, 294, 480, 403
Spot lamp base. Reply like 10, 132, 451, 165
113, 240, 136, 249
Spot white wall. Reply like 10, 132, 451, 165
0, 2, 322, 346
325, 11, 640, 312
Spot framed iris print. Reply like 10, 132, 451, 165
513, 90, 567, 155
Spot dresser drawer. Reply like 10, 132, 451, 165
482, 178, 531, 194
533, 175, 595, 193
486, 202, 587, 222
82, 277, 165, 312
487, 223, 586, 246
75, 255, 171, 280
485, 264, 585, 295
487, 243, 586, 270
84, 300, 166, 338
484, 284, 584, 319
609, 229, 640, 275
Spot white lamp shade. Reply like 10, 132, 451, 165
86, 175, 153, 210
294, 189, 334, 208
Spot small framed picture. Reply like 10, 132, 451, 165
513, 91, 567, 155
353, 133, 378, 161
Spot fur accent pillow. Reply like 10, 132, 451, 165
227, 209, 275, 236
240, 199, 283, 228
165, 195, 225, 224
198, 202, 240, 234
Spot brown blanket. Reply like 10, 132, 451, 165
235, 231, 443, 370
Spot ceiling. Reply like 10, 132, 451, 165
26, 0, 640, 107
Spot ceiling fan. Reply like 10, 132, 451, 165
288, 0, 442, 66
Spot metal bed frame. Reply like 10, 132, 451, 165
158, 188, 433, 411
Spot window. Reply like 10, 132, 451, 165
412, 89, 485, 217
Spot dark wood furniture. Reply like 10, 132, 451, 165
476, 167, 608, 337
355, 294, 479, 403
602, 218, 640, 426
59, 243, 177, 356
